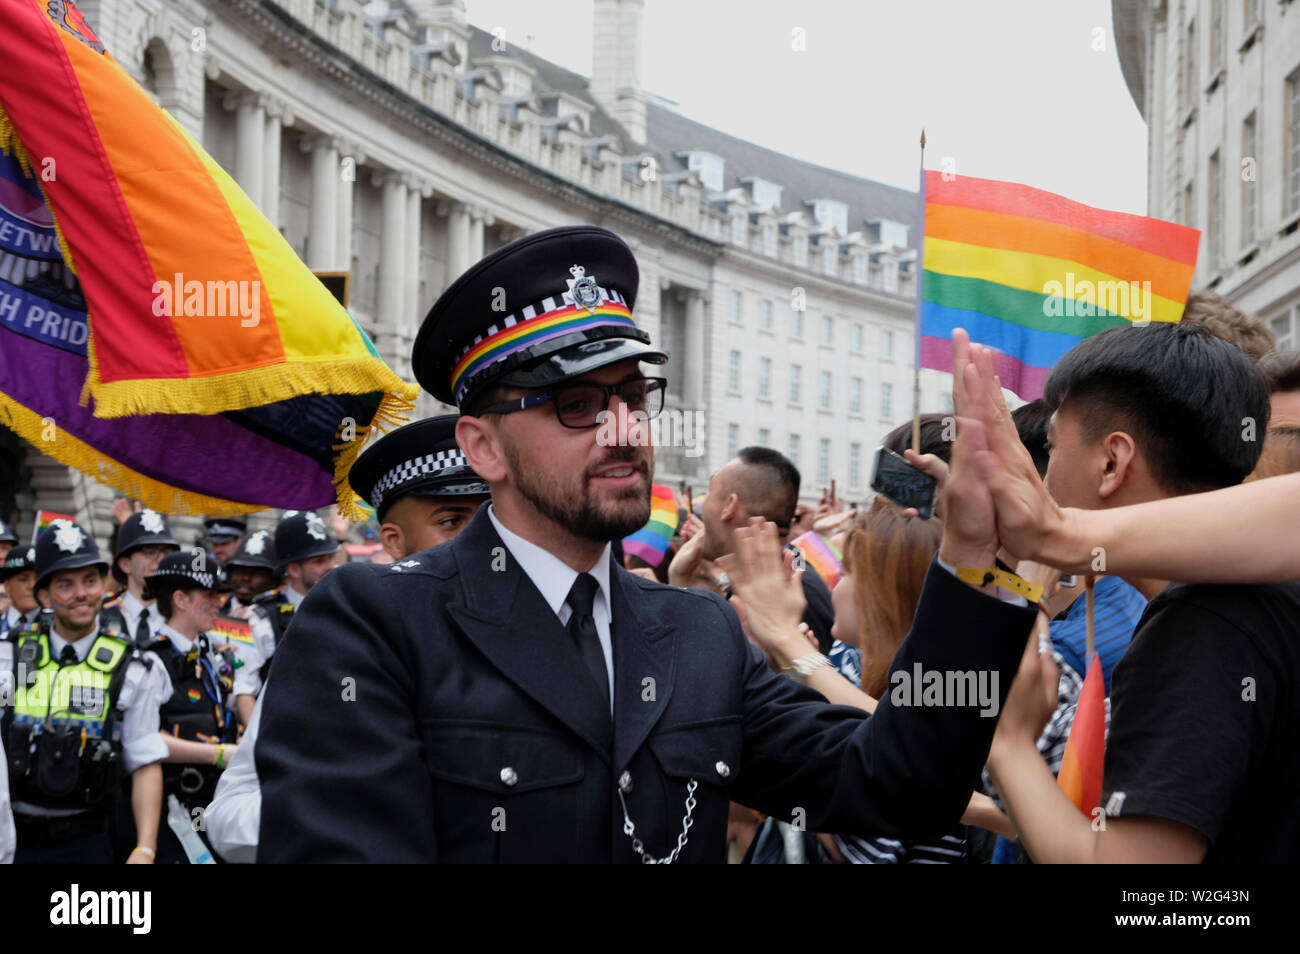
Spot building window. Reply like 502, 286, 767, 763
1210, 0, 1224, 77
759, 298, 773, 331
762, 223, 777, 256
759, 356, 771, 398
819, 370, 832, 409
850, 376, 863, 414
853, 255, 866, 284
881, 328, 894, 359
883, 260, 898, 293
788, 433, 801, 467
793, 234, 807, 267
758, 427, 771, 447
727, 423, 740, 460
1182, 19, 1196, 112
731, 214, 747, 247
728, 350, 741, 392
818, 438, 831, 487
849, 442, 861, 489
880, 381, 893, 419
790, 364, 802, 404
1209, 150, 1223, 268
730, 290, 743, 324
790, 309, 803, 339
1288, 70, 1300, 216
851, 323, 864, 353
1270, 306, 1296, 351
1243, 112, 1259, 245
820, 315, 834, 346
822, 244, 836, 276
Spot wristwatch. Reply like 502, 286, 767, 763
784, 651, 831, 683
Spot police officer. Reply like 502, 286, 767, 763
0, 519, 170, 863
256, 225, 1034, 863
220, 530, 277, 621
206, 416, 489, 863
105, 509, 180, 647
0, 518, 17, 564
203, 517, 246, 566
135, 552, 240, 863
1, 545, 41, 638
231, 511, 338, 723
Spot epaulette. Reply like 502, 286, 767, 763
252, 588, 286, 605
102, 594, 123, 610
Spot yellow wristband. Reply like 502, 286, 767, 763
214, 743, 226, 769
953, 566, 1045, 604
132, 845, 155, 859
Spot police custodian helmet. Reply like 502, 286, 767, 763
274, 511, 339, 573
112, 508, 179, 584
347, 414, 489, 522
412, 225, 667, 410
34, 519, 108, 592
226, 529, 277, 572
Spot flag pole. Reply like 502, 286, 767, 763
912, 129, 926, 453
1084, 574, 1097, 665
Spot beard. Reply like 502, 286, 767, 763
504, 439, 652, 542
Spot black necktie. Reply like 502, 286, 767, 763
59, 644, 78, 666
134, 612, 152, 648
566, 573, 610, 712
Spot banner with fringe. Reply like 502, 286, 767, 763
0, 0, 416, 519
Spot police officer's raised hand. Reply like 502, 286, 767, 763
938, 331, 1001, 571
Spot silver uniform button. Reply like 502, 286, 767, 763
715, 760, 731, 779
500, 767, 518, 787
618, 770, 632, 793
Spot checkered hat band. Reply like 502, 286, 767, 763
451, 292, 633, 403
207, 522, 243, 537
371, 449, 475, 509
152, 568, 215, 589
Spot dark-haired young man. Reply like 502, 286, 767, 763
987, 322, 1300, 863
1259, 350, 1300, 424
674, 446, 836, 654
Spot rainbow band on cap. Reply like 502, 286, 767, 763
451, 302, 636, 404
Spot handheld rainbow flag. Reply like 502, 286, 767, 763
210, 616, 255, 647
31, 509, 74, 542
917, 170, 1200, 399
1058, 653, 1106, 817
623, 483, 679, 568
790, 531, 842, 590
0, 1, 416, 519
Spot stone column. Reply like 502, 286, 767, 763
336, 144, 364, 272
444, 201, 470, 281
376, 172, 408, 330
684, 290, 705, 406
468, 206, 485, 263
232, 93, 265, 204
405, 181, 423, 322
261, 104, 289, 226
306, 136, 340, 270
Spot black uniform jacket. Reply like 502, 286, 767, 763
256, 508, 1033, 862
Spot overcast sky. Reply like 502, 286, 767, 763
464, 0, 1149, 214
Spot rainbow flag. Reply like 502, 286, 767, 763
0, 1, 416, 519
210, 616, 254, 646
31, 509, 74, 542
1057, 654, 1106, 817
623, 483, 679, 568
790, 531, 842, 589
918, 170, 1200, 399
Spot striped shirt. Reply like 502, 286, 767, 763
1050, 576, 1146, 695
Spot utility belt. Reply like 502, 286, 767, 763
5, 714, 124, 810
12, 808, 110, 847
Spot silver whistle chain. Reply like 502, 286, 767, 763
619, 779, 698, 864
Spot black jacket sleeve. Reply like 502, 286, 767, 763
255, 563, 437, 862
733, 559, 1035, 840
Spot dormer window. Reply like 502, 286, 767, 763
676, 151, 725, 192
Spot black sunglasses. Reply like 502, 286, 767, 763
479, 377, 667, 429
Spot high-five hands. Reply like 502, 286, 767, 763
716, 518, 808, 667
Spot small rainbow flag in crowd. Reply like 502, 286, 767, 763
1058, 653, 1106, 817
623, 483, 679, 568
186, 688, 202, 703
790, 531, 842, 589
917, 171, 1200, 400
210, 616, 254, 646
0, 1, 416, 518
31, 509, 74, 542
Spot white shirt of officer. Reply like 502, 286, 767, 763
206, 673, 267, 864
487, 505, 614, 709
118, 589, 165, 642
0, 613, 172, 818
232, 585, 305, 699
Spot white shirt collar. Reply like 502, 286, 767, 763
284, 585, 306, 608
157, 622, 195, 653
48, 616, 103, 661
487, 505, 612, 623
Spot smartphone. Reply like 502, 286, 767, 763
870, 446, 938, 519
